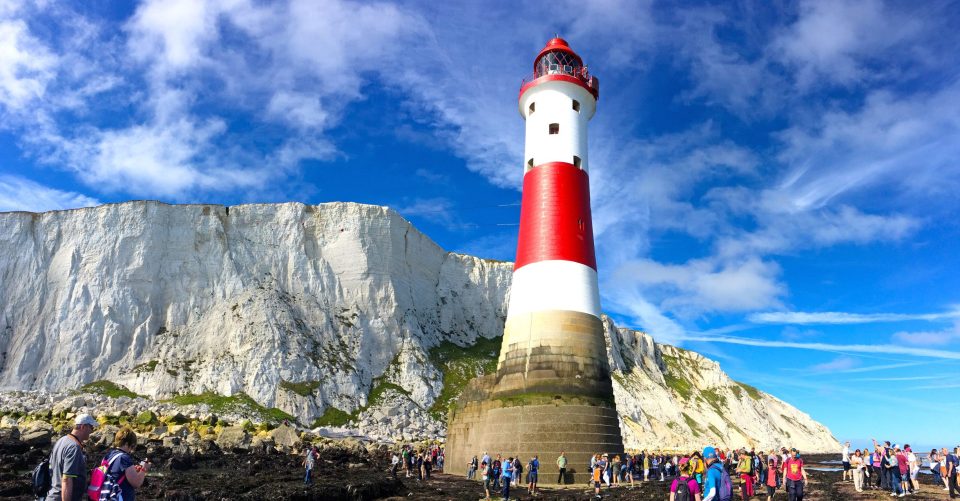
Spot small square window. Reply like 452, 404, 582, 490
549, 123, 559, 134
529, 102, 535, 114
573, 156, 582, 168
572, 100, 580, 112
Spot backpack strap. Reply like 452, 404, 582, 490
105, 450, 128, 485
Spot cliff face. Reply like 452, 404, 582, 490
0, 201, 838, 451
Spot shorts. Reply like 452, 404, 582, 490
767, 486, 777, 496
594, 480, 601, 488
843, 461, 851, 471
483, 478, 491, 489
528, 472, 538, 483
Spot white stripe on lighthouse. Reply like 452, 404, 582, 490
507, 260, 601, 318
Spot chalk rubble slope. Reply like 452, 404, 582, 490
0, 201, 838, 451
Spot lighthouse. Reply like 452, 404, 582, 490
446, 38, 624, 485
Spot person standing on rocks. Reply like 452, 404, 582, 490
850, 449, 864, 492
556, 451, 567, 485
501, 456, 514, 501
946, 446, 959, 499
468, 455, 478, 480
46, 413, 97, 501
391, 450, 400, 479
481, 460, 492, 500
99, 427, 151, 501
782, 448, 807, 501
841, 441, 851, 482
303, 445, 317, 485
527, 455, 539, 495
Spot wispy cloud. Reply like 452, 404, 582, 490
851, 375, 942, 382
0, 175, 100, 213
681, 335, 960, 361
810, 356, 858, 373
892, 321, 960, 346
749, 310, 960, 325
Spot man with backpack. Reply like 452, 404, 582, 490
702, 446, 733, 501
43, 414, 98, 501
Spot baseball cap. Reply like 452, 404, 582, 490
703, 446, 717, 459
679, 457, 690, 466
74, 414, 98, 428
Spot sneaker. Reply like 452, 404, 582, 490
899, 494, 905, 497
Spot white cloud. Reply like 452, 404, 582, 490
0, 175, 99, 212
613, 256, 784, 316
750, 310, 960, 325
771, 0, 920, 89
809, 356, 858, 373
393, 197, 461, 230
681, 334, 960, 361
892, 321, 960, 347
0, 17, 56, 110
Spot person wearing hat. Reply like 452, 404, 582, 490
702, 446, 726, 501
46, 413, 97, 501
671, 457, 702, 501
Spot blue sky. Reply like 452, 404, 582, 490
2, 0, 959, 447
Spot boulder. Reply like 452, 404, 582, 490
250, 435, 275, 453
0, 415, 18, 428
21, 427, 53, 446
0, 426, 20, 440
136, 410, 157, 425
215, 426, 250, 452
267, 425, 299, 450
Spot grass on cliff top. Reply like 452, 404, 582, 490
164, 392, 293, 424
427, 336, 501, 421
736, 382, 762, 400
79, 380, 142, 399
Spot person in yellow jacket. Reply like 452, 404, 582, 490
691, 451, 706, 487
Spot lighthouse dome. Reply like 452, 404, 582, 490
533, 37, 584, 77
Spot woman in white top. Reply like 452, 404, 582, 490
850, 449, 865, 492
906, 446, 920, 494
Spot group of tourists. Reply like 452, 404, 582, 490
463, 445, 810, 501
33, 414, 152, 501
384, 443, 444, 482
839, 440, 960, 498
468, 451, 541, 500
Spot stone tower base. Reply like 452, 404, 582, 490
445, 375, 624, 485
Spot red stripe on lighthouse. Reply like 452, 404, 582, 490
514, 162, 596, 271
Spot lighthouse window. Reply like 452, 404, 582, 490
529, 102, 535, 115
572, 100, 580, 112
573, 156, 582, 168
549, 123, 559, 134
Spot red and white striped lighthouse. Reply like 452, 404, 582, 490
507, 36, 600, 333
446, 38, 622, 485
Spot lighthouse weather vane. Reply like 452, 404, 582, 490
446, 37, 623, 486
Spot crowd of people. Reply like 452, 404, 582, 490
463, 446, 811, 500
839, 440, 960, 498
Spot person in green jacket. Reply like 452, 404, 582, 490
557, 452, 567, 484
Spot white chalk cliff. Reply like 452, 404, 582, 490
0, 201, 838, 451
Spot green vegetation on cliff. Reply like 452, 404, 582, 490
427, 335, 501, 420
164, 392, 293, 424
79, 380, 142, 399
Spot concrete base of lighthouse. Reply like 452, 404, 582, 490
445, 311, 624, 485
